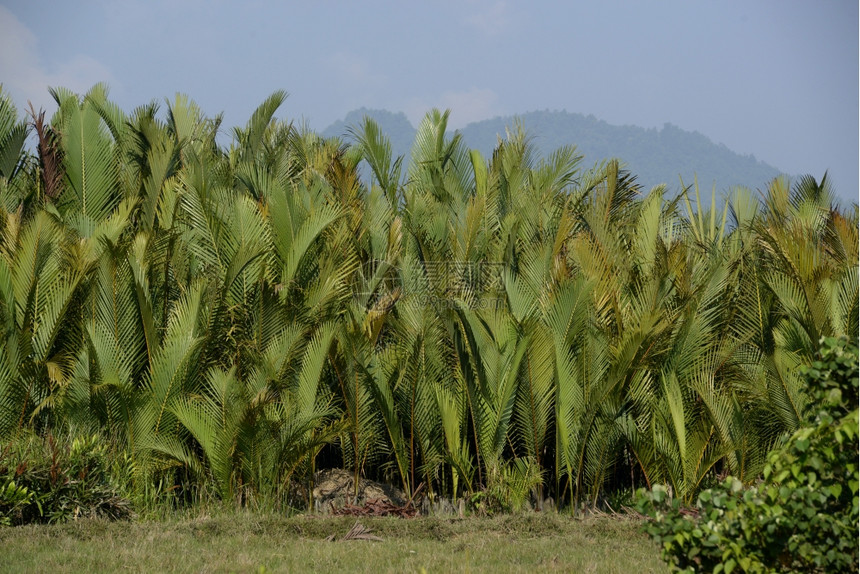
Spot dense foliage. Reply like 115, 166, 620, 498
0, 433, 131, 525
638, 337, 859, 572
0, 85, 857, 518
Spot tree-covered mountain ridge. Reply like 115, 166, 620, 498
323, 108, 785, 194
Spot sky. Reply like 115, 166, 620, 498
1, 0, 857, 203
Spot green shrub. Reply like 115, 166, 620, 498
0, 433, 132, 525
637, 336, 859, 573
471, 458, 544, 515
0, 480, 34, 526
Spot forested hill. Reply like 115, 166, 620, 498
322, 108, 784, 194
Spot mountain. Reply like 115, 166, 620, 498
322, 109, 785, 195
322, 108, 416, 161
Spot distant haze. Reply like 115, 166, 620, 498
1, 0, 856, 203
324, 108, 787, 201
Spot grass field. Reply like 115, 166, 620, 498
0, 513, 667, 573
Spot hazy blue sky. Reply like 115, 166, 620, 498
1, 0, 857, 202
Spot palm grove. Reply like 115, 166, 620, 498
0, 86, 857, 513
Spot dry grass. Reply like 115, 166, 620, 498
0, 512, 667, 573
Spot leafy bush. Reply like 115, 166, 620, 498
471, 458, 544, 514
637, 336, 859, 573
0, 433, 132, 525
0, 480, 34, 526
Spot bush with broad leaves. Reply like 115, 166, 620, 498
637, 336, 859, 573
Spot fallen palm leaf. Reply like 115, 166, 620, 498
330, 498, 418, 518
340, 521, 383, 541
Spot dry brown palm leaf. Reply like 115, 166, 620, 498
341, 521, 383, 541
330, 498, 418, 518
27, 102, 64, 201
